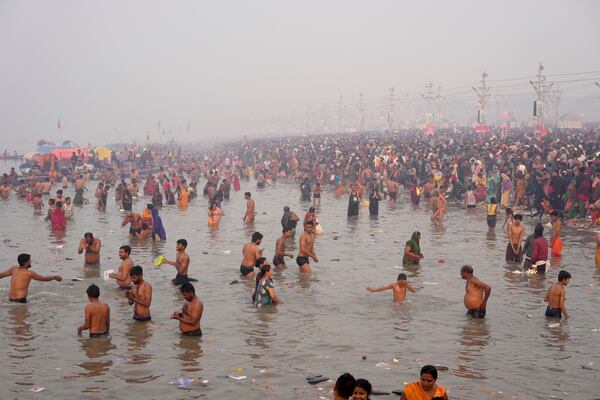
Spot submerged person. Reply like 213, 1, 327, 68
400, 365, 448, 400
126, 265, 152, 322
108, 245, 133, 290
0, 253, 62, 302
77, 284, 110, 337
241, 232, 263, 278
297, 221, 319, 273
165, 239, 193, 285
460, 264, 491, 319
403, 231, 423, 266
544, 270, 571, 319
78, 232, 102, 266
171, 283, 203, 336
367, 273, 415, 302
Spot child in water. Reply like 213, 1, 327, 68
367, 273, 415, 302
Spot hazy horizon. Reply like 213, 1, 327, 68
1, 0, 599, 152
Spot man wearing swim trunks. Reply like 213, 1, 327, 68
297, 221, 319, 273
0, 253, 62, 302
126, 266, 152, 322
77, 284, 110, 337
108, 245, 133, 290
122, 211, 142, 237
241, 232, 263, 278
506, 214, 524, 262
544, 270, 570, 319
243, 192, 255, 223
78, 232, 102, 266
273, 228, 294, 269
171, 283, 203, 336
461, 265, 491, 319
165, 239, 191, 285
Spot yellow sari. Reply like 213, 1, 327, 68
178, 187, 188, 208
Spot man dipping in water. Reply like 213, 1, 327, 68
108, 245, 133, 290
431, 190, 447, 222
165, 239, 192, 285
544, 270, 571, 319
77, 284, 110, 337
78, 232, 101, 266
273, 228, 294, 269
0, 253, 62, 302
241, 232, 263, 278
243, 192, 255, 223
122, 211, 142, 237
460, 265, 491, 319
506, 214, 524, 262
171, 283, 203, 336
126, 266, 152, 322
297, 221, 319, 273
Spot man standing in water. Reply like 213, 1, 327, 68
78, 232, 101, 266
460, 265, 491, 319
506, 214, 524, 262
241, 232, 263, 278
126, 266, 152, 322
0, 254, 62, 302
549, 211, 563, 258
77, 284, 110, 337
108, 245, 133, 290
297, 221, 319, 273
243, 192, 255, 223
171, 283, 203, 336
273, 227, 294, 269
122, 211, 142, 237
431, 190, 447, 222
165, 239, 192, 285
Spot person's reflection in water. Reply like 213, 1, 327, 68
82, 265, 101, 280
78, 336, 116, 377
7, 303, 32, 339
454, 319, 490, 380
177, 336, 203, 373
244, 307, 277, 350
125, 320, 153, 354
6, 306, 35, 385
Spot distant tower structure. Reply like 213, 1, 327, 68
387, 87, 395, 133
336, 94, 344, 133
494, 89, 503, 128
320, 102, 329, 133
550, 83, 562, 127
529, 62, 554, 136
472, 72, 491, 133
356, 92, 366, 132
421, 82, 441, 134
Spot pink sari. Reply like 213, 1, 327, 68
51, 207, 66, 231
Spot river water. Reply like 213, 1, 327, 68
0, 161, 599, 399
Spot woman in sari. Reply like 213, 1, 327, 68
177, 185, 188, 208
151, 206, 166, 240
403, 231, 423, 266
51, 201, 67, 231
401, 365, 447, 400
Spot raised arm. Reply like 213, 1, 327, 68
367, 284, 393, 292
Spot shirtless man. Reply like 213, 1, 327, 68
241, 232, 263, 278
506, 214, 524, 262
122, 211, 142, 237
273, 228, 294, 269
544, 270, 571, 319
297, 221, 319, 273
126, 266, 152, 322
460, 265, 491, 319
0, 253, 62, 302
78, 232, 102, 266
0, 182, 11, 198
108, 245, 133, 290
430, 190, 447, 222
387, 179, 399, 203
77, 284, 110, 337
74, 175, 86, 204
367, 273, 415, 302
549, 210, 562, 257
137, 223, 153, 239
171, 283, 203, 336
32, 193, 44, 214
165, 239, 191, 285
243, 192, 255, 223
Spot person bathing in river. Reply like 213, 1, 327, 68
461, 264, 491, 319
0, 253, 62, 303
367, 273, 415, 302
403, 231, 423, 266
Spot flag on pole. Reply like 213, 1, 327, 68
186, 120, 191, 132
57, 118, 62, 130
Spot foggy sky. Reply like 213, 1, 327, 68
1, 0, 599, 152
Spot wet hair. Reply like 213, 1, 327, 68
283, 206, 290, 212
66, 197, 71, 201
558, 270, 571, 282
550, 210, 559, 217
255, 257, 266, 268
244, 192, 251, 197
335, 373, 357, 398
177, 239, 188, 248
119, 245, 131, 255
56, 189, 63, 195
17, 253, 31, 266
305, 220, 314, 226
147, 203, 154, 209
534, 223, 544, 237
260, 264, 271, 275
141, 223, 149, 230
86, 284, 100, 298
490, 197, 496, 204
55, 201, 62, 208
514, 214, 523, 221
505, 207, 513, 215
251, 232, 263, 242
397, 273, 407, 281
180, 283, 195, 294
355, 378, 372, 397
130, 265, 143, 276
48, 198, 56, 205
283, 227, 292, 233
84, 232, 94, 239
460, 265, 473, 274
420, 364, 438, 380
309, 207, 315, 212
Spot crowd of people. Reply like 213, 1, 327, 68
1, 126, 600, 398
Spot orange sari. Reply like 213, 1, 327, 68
403, 382, 446, 400
178, 187, 188, 208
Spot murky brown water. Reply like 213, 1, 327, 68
1, 161, 599, 399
